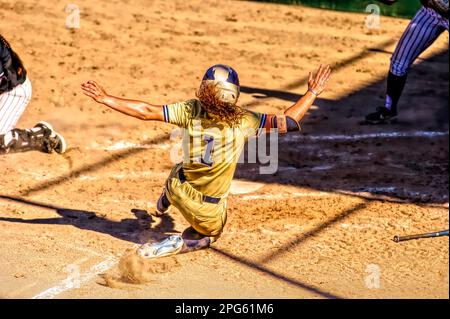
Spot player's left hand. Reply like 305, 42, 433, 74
308, 64, 332, 96
81, 80, 109, 103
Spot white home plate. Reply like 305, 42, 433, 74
230, 180, 265, 195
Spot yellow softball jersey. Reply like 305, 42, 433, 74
163, 99, 267, 198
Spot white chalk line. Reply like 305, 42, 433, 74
19, 132, 449, 298
285, 131, 449, 142
89, 141, 173, 151
26, 190, 447, 299
32, 255, 119, 299
239, 188, 449, 203
341, 187, 449, 201
277, 165, 336, 173
16, 130, 448, 183
61, 243, 110, 258
240, 192, 336, 201
16, 169, 168, 181
77, 171, 168, 181
32, 240, 142, 299
87, 131, 449, 151
19, 165, 335, 182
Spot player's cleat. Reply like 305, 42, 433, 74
153, 192, 171, 217
137, 235, 184, 259
34, 121, 67, 154
365, 106, 398, 124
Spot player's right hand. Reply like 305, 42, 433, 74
81, 80, 108, 104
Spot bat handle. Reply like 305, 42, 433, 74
393, 230, 449, 243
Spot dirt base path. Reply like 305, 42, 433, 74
0, 0, 448, 299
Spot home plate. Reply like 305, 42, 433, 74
230, 180, 265, 195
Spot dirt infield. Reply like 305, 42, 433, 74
0, 0, 448, 299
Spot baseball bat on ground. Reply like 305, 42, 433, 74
393, 229, 449, 243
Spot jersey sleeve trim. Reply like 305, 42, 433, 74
163, 105, 170, 123
259, 113, 267, 129
256, 113, 267, 137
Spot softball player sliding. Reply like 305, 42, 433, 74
366, 0, 449, 124
81, 64, 331, 258
0, 34, 66, 155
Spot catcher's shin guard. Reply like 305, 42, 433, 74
34, 121, 67, 154
0, 131, 13, 154
0, 128, 40, 154
0, 121, 66, 154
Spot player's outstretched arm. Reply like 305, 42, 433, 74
283, 64, 331, 123
81, 81, 165, 121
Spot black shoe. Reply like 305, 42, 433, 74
34, 121, 67, 154
365, 107, 397, 124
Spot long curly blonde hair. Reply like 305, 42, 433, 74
196, 82, 244, 126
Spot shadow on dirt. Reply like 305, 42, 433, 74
240, 38, 398, 108
18, 133, 170, 197
13, 40, 448, 205
0, 195, 178, 244
0, 194, 346, 298
210, 247, 343, 299
1, 39, 448, 299
9, 46, 449, 204
237, 47, 449, 204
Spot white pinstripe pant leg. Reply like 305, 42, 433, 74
0, 77, 32, 135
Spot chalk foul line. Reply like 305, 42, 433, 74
88, 131, 449, 151
32, 256, 118, 299
286, 131, 449, 142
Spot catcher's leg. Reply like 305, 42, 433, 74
0, 78, 32, 135
0, 78, 66, 154
0, 121, 67, 154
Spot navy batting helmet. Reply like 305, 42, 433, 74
201, 64, 240, 105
